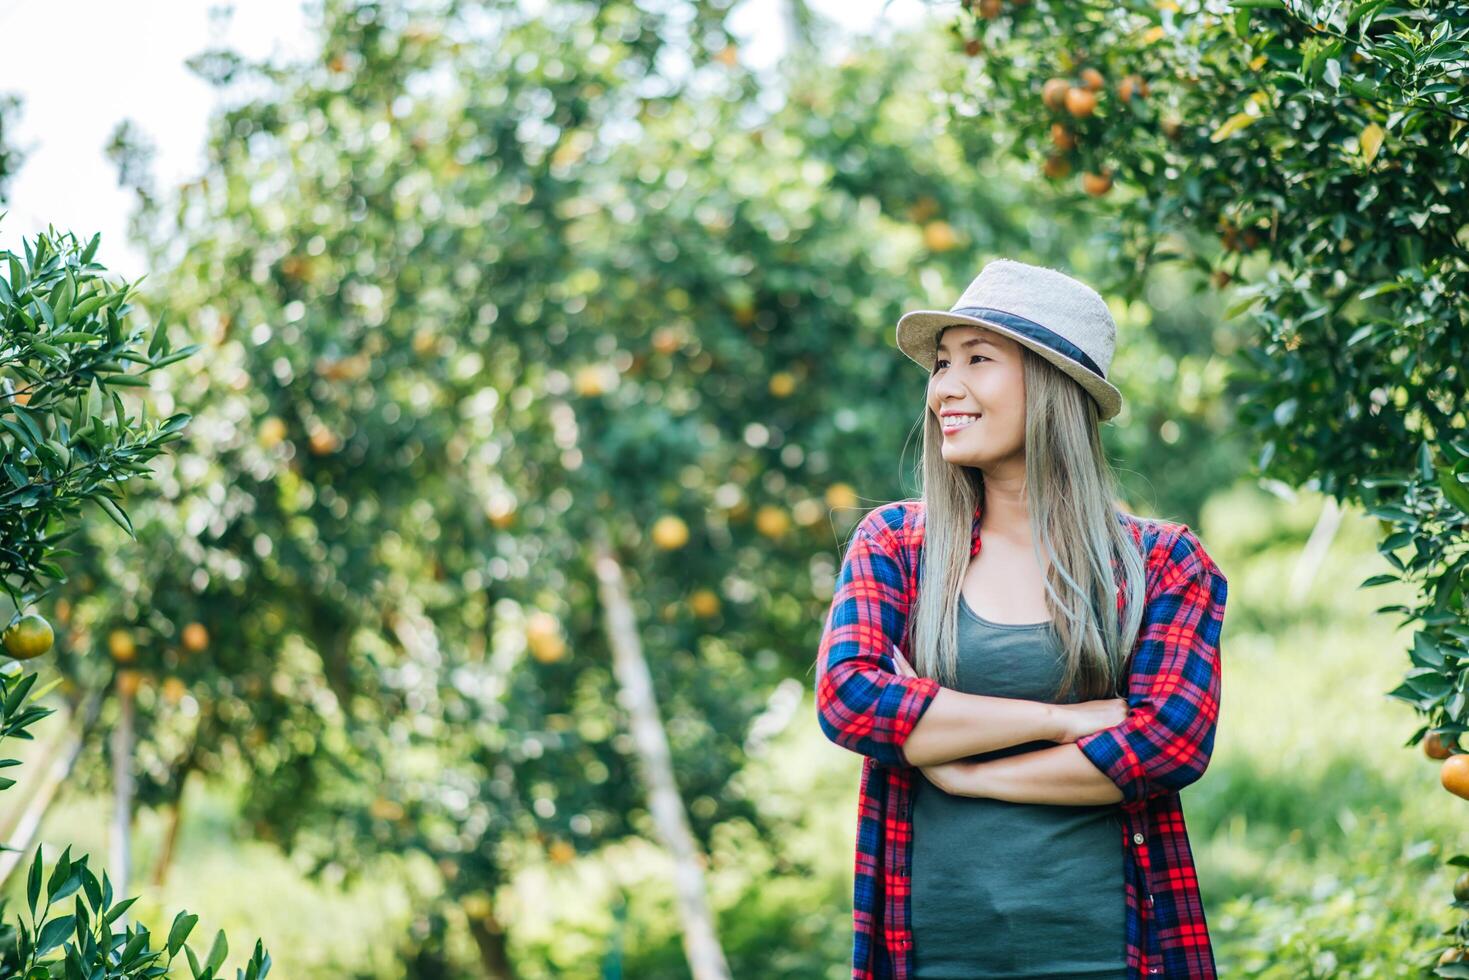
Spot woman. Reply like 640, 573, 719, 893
815, 258, 1228, 979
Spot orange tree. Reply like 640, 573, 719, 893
943, 0, 1469, 968
0, 227, 270, 976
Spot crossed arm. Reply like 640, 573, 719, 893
814, 513, 1227, 812
889, 650, 1126, 807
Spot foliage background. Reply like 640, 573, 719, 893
0, 0, 1459, 976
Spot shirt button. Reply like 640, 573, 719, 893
1133, 832, 1145, 845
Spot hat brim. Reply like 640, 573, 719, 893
895, 309, 1123, 422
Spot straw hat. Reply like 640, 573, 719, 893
895, 258, 1123, 421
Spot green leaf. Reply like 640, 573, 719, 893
103, 895, 138, 925
1411, 633, 1447, 669
32, 294, 56, 330
167, 909, 198, 956
205, 928, 228, 972
1441, 465, 1469, 514
148, 312, 169, 358
80, 232, 100, 264
26, 846, 42, 916
91, 494, 134, 535
102, 374, 152, 387
34, 914, 74, 956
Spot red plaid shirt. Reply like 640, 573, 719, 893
815, 499, 1228, 979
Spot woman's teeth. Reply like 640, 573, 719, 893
942, 414, 981, 432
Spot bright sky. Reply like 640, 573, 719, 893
0, 0, 939, 280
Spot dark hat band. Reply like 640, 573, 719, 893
944, 306, 1105, 380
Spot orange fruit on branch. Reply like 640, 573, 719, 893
108, 629, 137, 663
1041, 78, 1070, 111
3, 613, 54, 660
1441, 753, 1469, 800
1065, 87, 1098, 117
651, 515, 690, 550
1425, 731, 1454, 759
182, 622, 209, 653
1082, 170, 1114, 196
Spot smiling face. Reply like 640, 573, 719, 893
926, 324, 1028, 472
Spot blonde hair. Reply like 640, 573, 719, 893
903, 332, 1147, 701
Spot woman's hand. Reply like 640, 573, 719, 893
1051, 697, 1131, 743
889, 645, 919, 680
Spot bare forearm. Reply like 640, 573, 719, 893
966, 743, 1123, 806
902, 687, 1062, 767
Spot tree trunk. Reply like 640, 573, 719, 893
591, 537, 731, 980
0, 688, 104, 887
1289, 495, 1343, 603
151, 782, 187, 887
466, 908, 519, 980
110, 677, 136, 922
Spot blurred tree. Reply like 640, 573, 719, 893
34, 1, 1253, 976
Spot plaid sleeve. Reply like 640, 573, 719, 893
1076, 525, 1228, 810
815, 508, 941, 770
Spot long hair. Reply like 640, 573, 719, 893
903, 336, 1147, 702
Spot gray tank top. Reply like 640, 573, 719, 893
910, 593, 1127, 979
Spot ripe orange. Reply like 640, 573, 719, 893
1441, 947, 1467, 966
651, 515, 690, 550
1082, 171, 1114, 196
922, 220, 960, 252
526, 612, 566, 663
825, 483, 859, 510
907, 196, 940, 223
573, 365, 609, 397
1426, 731, 1454, 760
1041, 78, 1070, 111
116, 669, 142, 698
1080, 67, 1105, 91
309, 428, 339, 455
755, 505, 791, 539
1049, 123, 1076, 152
182, 622, 209, 653
1043, 155, 1072, 180
162, 676, 187, 704
1064, 87, 1097, 118
977, 0, 1002, 18
689, 589, 721, 618
1442, 754, 1469, 800
108, 629, 137, 663
258, 416, 287, 449
3, 613, 54, 660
